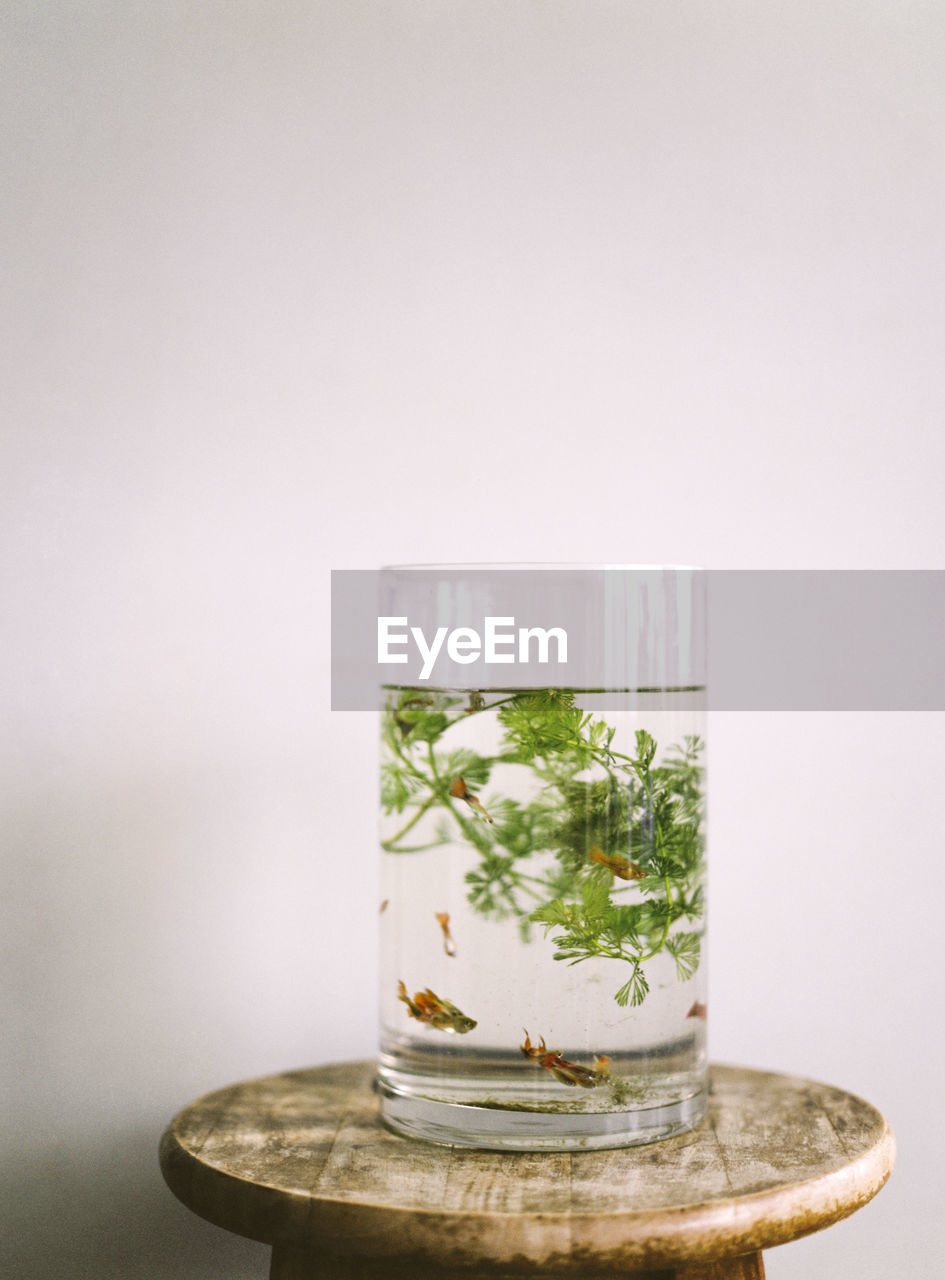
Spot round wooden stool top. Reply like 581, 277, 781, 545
160, 1061, 894, 1276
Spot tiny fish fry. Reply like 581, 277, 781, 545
435, 911, 457, 957
392, 695, 434, 737
398, 981, 477, 1033
686, 1001, 707, 1020
449, 775, 495, 824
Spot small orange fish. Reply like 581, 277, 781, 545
588, 847, 644, 881
449, 776, 495, 824
520, 1030, 610, 1088
398, 981, 477, 1033
686, 1001, 707, 1020
435, 911, 457, 957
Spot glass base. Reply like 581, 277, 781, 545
376, 1077, 707, 1151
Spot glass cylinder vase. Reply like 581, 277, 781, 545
376, 565, 707, 1151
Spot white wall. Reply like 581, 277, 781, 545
3, 4, 943, 1276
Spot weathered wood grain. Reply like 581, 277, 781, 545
160, 1062, 893, 1276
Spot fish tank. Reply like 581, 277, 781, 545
375, 566, 707, 1151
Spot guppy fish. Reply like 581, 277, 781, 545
588, 846, 644, 881
520, 1030, 611, 1088
398, 981, 477, 1033
687, 1000, 707, 1020
435, 911, 457, 957
449, 775, 495, 824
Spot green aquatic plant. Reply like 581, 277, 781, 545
380, 687, 705, 1006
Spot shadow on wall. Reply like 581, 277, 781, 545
1, 1127, 268, 1280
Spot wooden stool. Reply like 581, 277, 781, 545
160, 1061, 894, 1279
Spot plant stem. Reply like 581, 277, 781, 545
381, 793, 437, 851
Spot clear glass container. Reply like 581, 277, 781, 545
376, 566, 707, 1150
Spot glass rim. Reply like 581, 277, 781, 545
380, 562, 705, 572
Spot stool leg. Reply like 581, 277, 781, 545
271, 1247, 765, 1280
672, 1253, 765, 1279
270, 1247, 312, 1279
